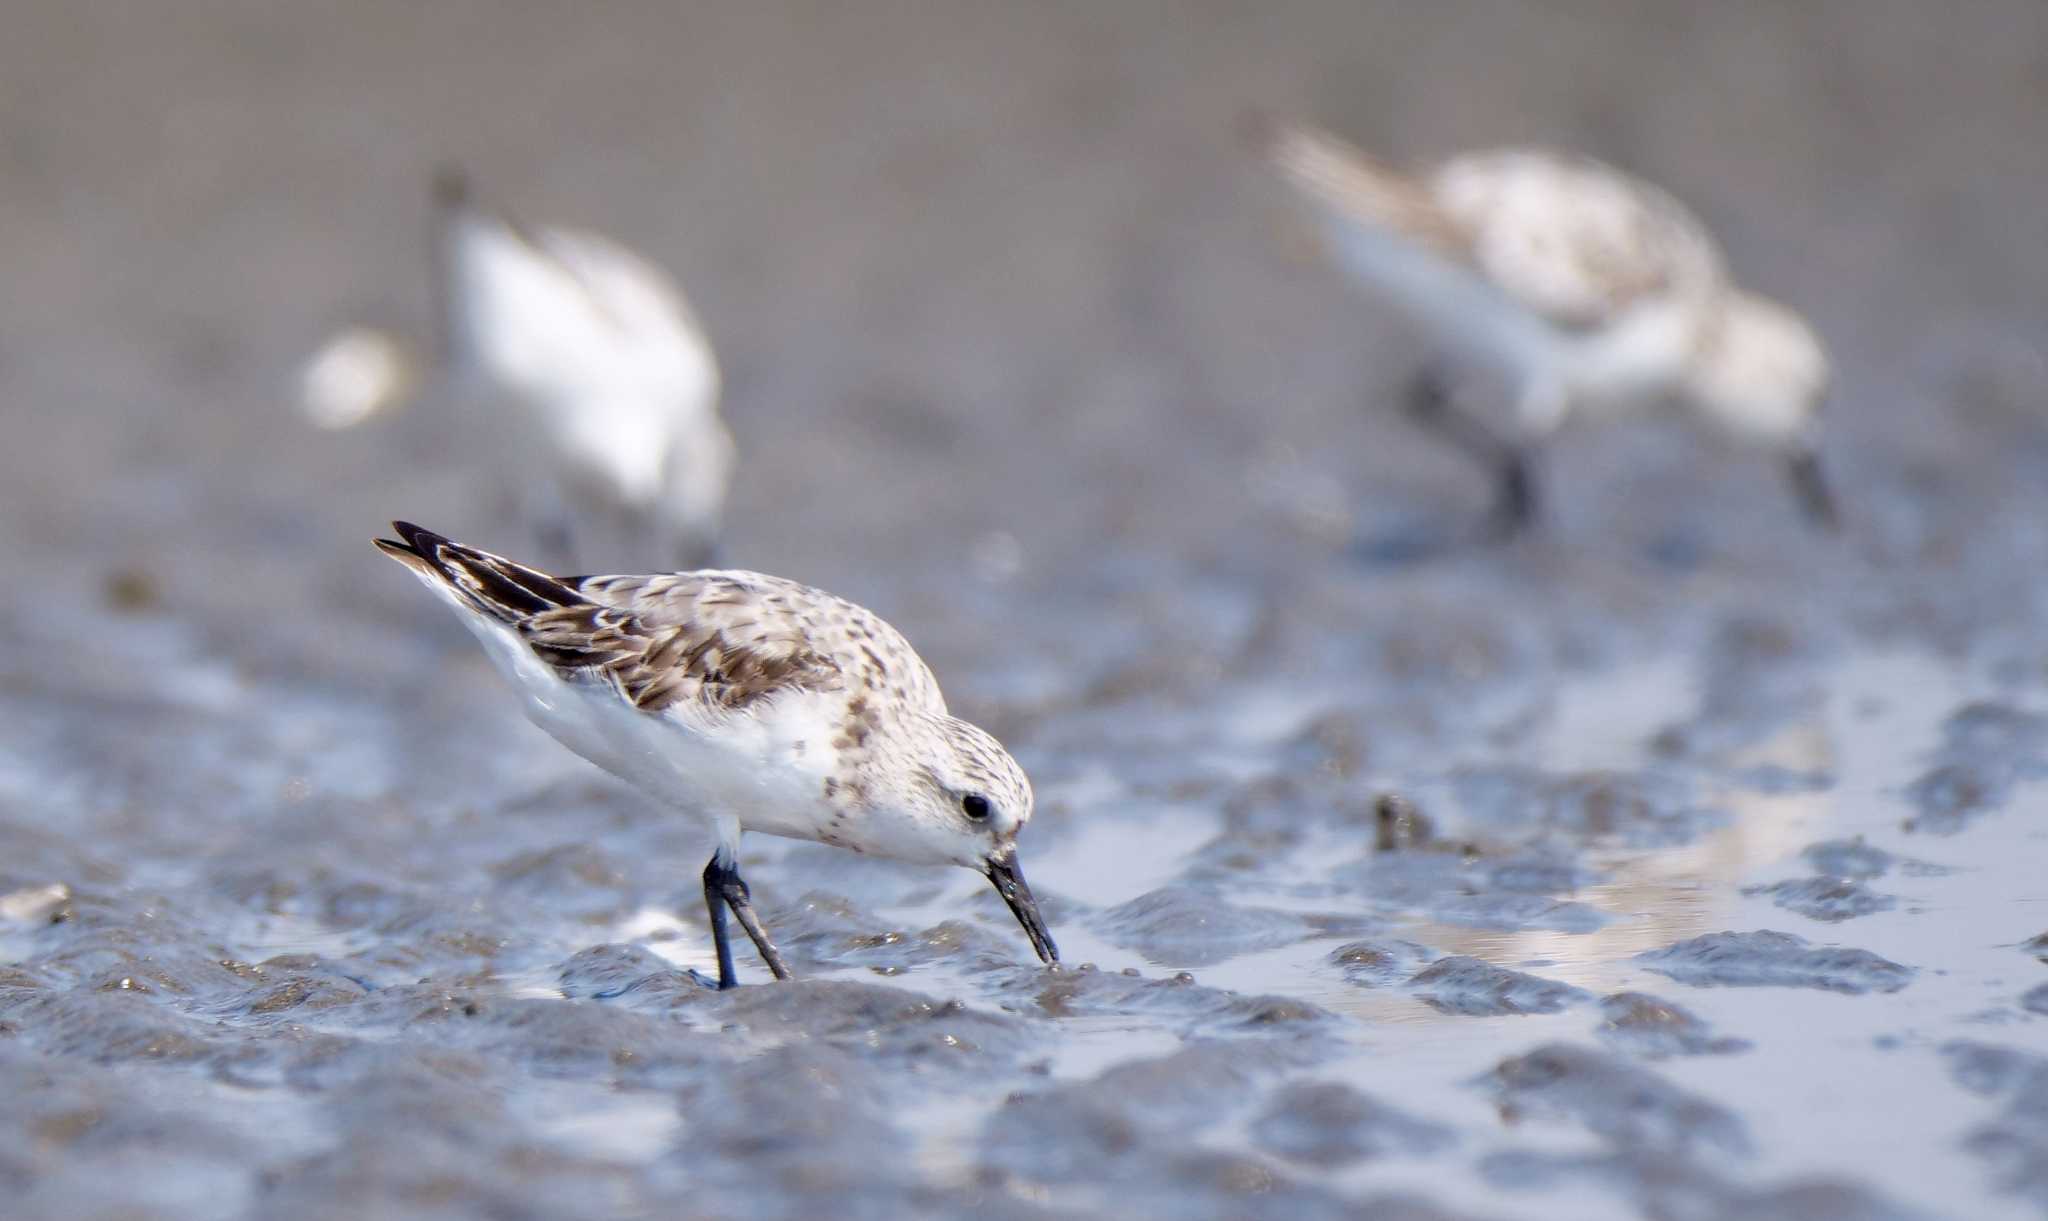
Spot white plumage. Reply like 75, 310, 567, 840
1259, 119, 1836, 531
437, 173, 736, 567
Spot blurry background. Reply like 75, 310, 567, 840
10, 2, 2044, 622
3, 5, 2048, 1220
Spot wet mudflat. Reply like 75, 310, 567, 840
4, 4, 2048, 1219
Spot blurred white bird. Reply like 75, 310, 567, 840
1255, 117, 1837, 536
434, 169, 735, 569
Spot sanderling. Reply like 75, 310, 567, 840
375, 522, 1058, 989
1256, 118, 1837, 536
434, 170, 735, 568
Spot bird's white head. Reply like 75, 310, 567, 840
849, 712, 1056, 963
1685, 293, 1830, 449
1683, 293, 1839, 526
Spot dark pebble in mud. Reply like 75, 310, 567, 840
1904, 701, 2048, 835
102, 566, 161, 612
1480, 1042, 1751, 1157
1637, 930, 1915, 994
1744, 876, 1898, 923
1408, 957, 1591, 1016
1596, 992, 1752, 1058
1803, 838, 1896, 880
1249, 1081, 1455, 1168
1329, 939, 1436, 987
1942, 1041, 2048, 1211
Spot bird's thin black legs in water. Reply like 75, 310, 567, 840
702, 853, 792, 990
1404, 367, 1539, 538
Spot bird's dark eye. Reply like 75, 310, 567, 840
961, 793, 992, 822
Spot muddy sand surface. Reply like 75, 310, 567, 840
3, 4, 2048, 1219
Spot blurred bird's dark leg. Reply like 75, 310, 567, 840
1489, 452, 1538, 538
1785, 447, 1840, 531
702, 853, 791, 989
1404, 365, 1539, 538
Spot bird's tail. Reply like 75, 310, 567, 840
374, 521, 587, 624
1246, 114, 1466, 257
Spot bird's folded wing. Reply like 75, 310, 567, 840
520, 572, 845, 714
1428, 149, 1726, 329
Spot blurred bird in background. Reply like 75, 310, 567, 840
1253, 117, 1837, 539
299, 171, 735, 570
434, 169, 734, 569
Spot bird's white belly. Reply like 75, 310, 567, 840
1320, 218, 1562, 379
464, 617, 833, 841
1555, 299, 1700, 421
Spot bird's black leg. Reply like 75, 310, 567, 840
701, 853, 792, 989
1784, 448, 1840, 532
1485, 449, 1539, 539
702, 854, 740, 989
1404, 365, 1539, 539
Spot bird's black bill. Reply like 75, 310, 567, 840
985, 852, 1058, 965
1786, 449, 1840, 531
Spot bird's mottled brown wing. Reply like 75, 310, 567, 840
522, 570, 941, 717
520, 574, 839, 713
1426, 149, 1726, 328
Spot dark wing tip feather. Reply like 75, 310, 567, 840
377, 521, 588, 623
391, 520, 448, 553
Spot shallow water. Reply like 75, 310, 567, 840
5, 4, 2048, 1219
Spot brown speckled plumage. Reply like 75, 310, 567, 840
376, 522, 1057, 979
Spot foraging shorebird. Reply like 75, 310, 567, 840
375, 522, 1058, 989
434, 171, 735, 568
1255, 118, 1837, 536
